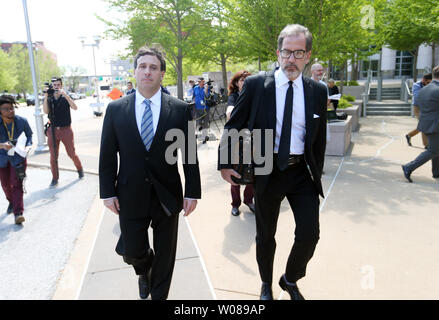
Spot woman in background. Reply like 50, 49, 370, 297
226, 70, 255, 216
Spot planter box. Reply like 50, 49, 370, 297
325, 115, 352, 156
338, 103, 360, 132
341, 86, 365, 99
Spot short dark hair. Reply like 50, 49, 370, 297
0, 95, 17, 108
51, 77, 63, 85
127, 81, 133, 85
134, 46, 166, 72
432, 66, 439, 79
423, 73, 432, 81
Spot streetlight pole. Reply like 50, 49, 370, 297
80, 36, 103, 116
22, 0, 46, 151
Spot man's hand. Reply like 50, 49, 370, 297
220, 169, 241, 186
183, 199, 197, 217
103, 197, 120, 215
0, 142, 13, 150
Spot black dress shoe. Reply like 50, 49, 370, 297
7, 203, 13, 215
402, 165, 413, 183
231, 207, 240, 216
244, 202, 255, 213
260, 282, 273, 300
138, 272, 151, 300
138, 249, 154, 299
279, 274, 305, 300
78, 170, 84, 179
405, 134, 412, 146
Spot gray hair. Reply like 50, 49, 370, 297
311, 63, 323, 72
328, 78, 335, 83
277, 24, 313, 52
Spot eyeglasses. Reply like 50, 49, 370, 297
279, 49, 306, 59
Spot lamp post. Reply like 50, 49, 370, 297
79, 36, 103, 116
22, 0, 46, 151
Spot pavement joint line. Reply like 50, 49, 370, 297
74, 207, 106, 300
89, 266, 132, 275
358, 119, 395, 163
184, 216, 217, 300
320, 156, 345, 213
27, 161, 98, 176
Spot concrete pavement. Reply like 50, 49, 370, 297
2, 99, 439, 299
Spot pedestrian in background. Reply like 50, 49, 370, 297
226, 70, 255, 216
402, 67, 439, 182
0, 95, 32, 225
405, 73, 432, 148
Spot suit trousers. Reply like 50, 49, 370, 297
116, 188, 179, 300
405, 132, 439, 177
253, 161, 320, 284
230, 184, 254, 208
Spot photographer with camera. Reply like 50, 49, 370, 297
43, 78, 84, 188
0, 95, 33, 225
193, 77, 211, 144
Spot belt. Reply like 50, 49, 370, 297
54, 126, 70, 130
273, 154, 304, 166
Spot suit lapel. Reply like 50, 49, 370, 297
264, 69, 277, 136
149, 92, 171, 151
302, 77, 314, 145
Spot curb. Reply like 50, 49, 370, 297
27, 161, 98, 176
51, 193, 105, 300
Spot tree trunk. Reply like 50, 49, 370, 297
339, 64, 345, 95
220, 53, 228, 97
413, 47, 419, 83
177, 49, 184, 100
432, 42, 436, 72
258, 56, 262, 71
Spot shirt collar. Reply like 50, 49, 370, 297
136, 88, 162, 106
275, 68, 303, 89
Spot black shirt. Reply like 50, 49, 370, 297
49, 95, 71, 127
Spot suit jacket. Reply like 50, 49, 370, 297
218, 68, 327, 197
417, 80, 439, 134
99, 92, 201, 218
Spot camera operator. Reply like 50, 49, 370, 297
43, 77, 84, 188
0, 95, 32, 225
193, 77, 211, 144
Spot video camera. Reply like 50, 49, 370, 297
43, 78, 59, 96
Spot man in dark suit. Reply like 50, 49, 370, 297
218, 24, 327, 300
402, 65, 439, 182
99, 47, 201, 300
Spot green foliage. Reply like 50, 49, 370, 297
337, 96, 353, 109
343, 94, 356, 102
0, 47, 17, 92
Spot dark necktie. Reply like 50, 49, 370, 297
277, 80, 294, 171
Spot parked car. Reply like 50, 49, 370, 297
26, 94, 44, 106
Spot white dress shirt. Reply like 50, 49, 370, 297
274, 69, 306, 155
135, 89, 161, 136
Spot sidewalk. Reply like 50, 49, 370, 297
2, 103, 439, 299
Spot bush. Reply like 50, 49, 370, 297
337, 97, 353, 109
334, 80, 359, 87
343, 94, 356, 102
348, 80, 359, 86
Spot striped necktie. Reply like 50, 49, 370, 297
141, 99, 154, 151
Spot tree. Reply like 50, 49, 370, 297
101, 0, 206, 99
36, 49, 61, 88
8, 44, 32, 98
0, 48, 17, 93
377, 0, 432, 82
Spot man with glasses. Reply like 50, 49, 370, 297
219, 24, 327, 300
